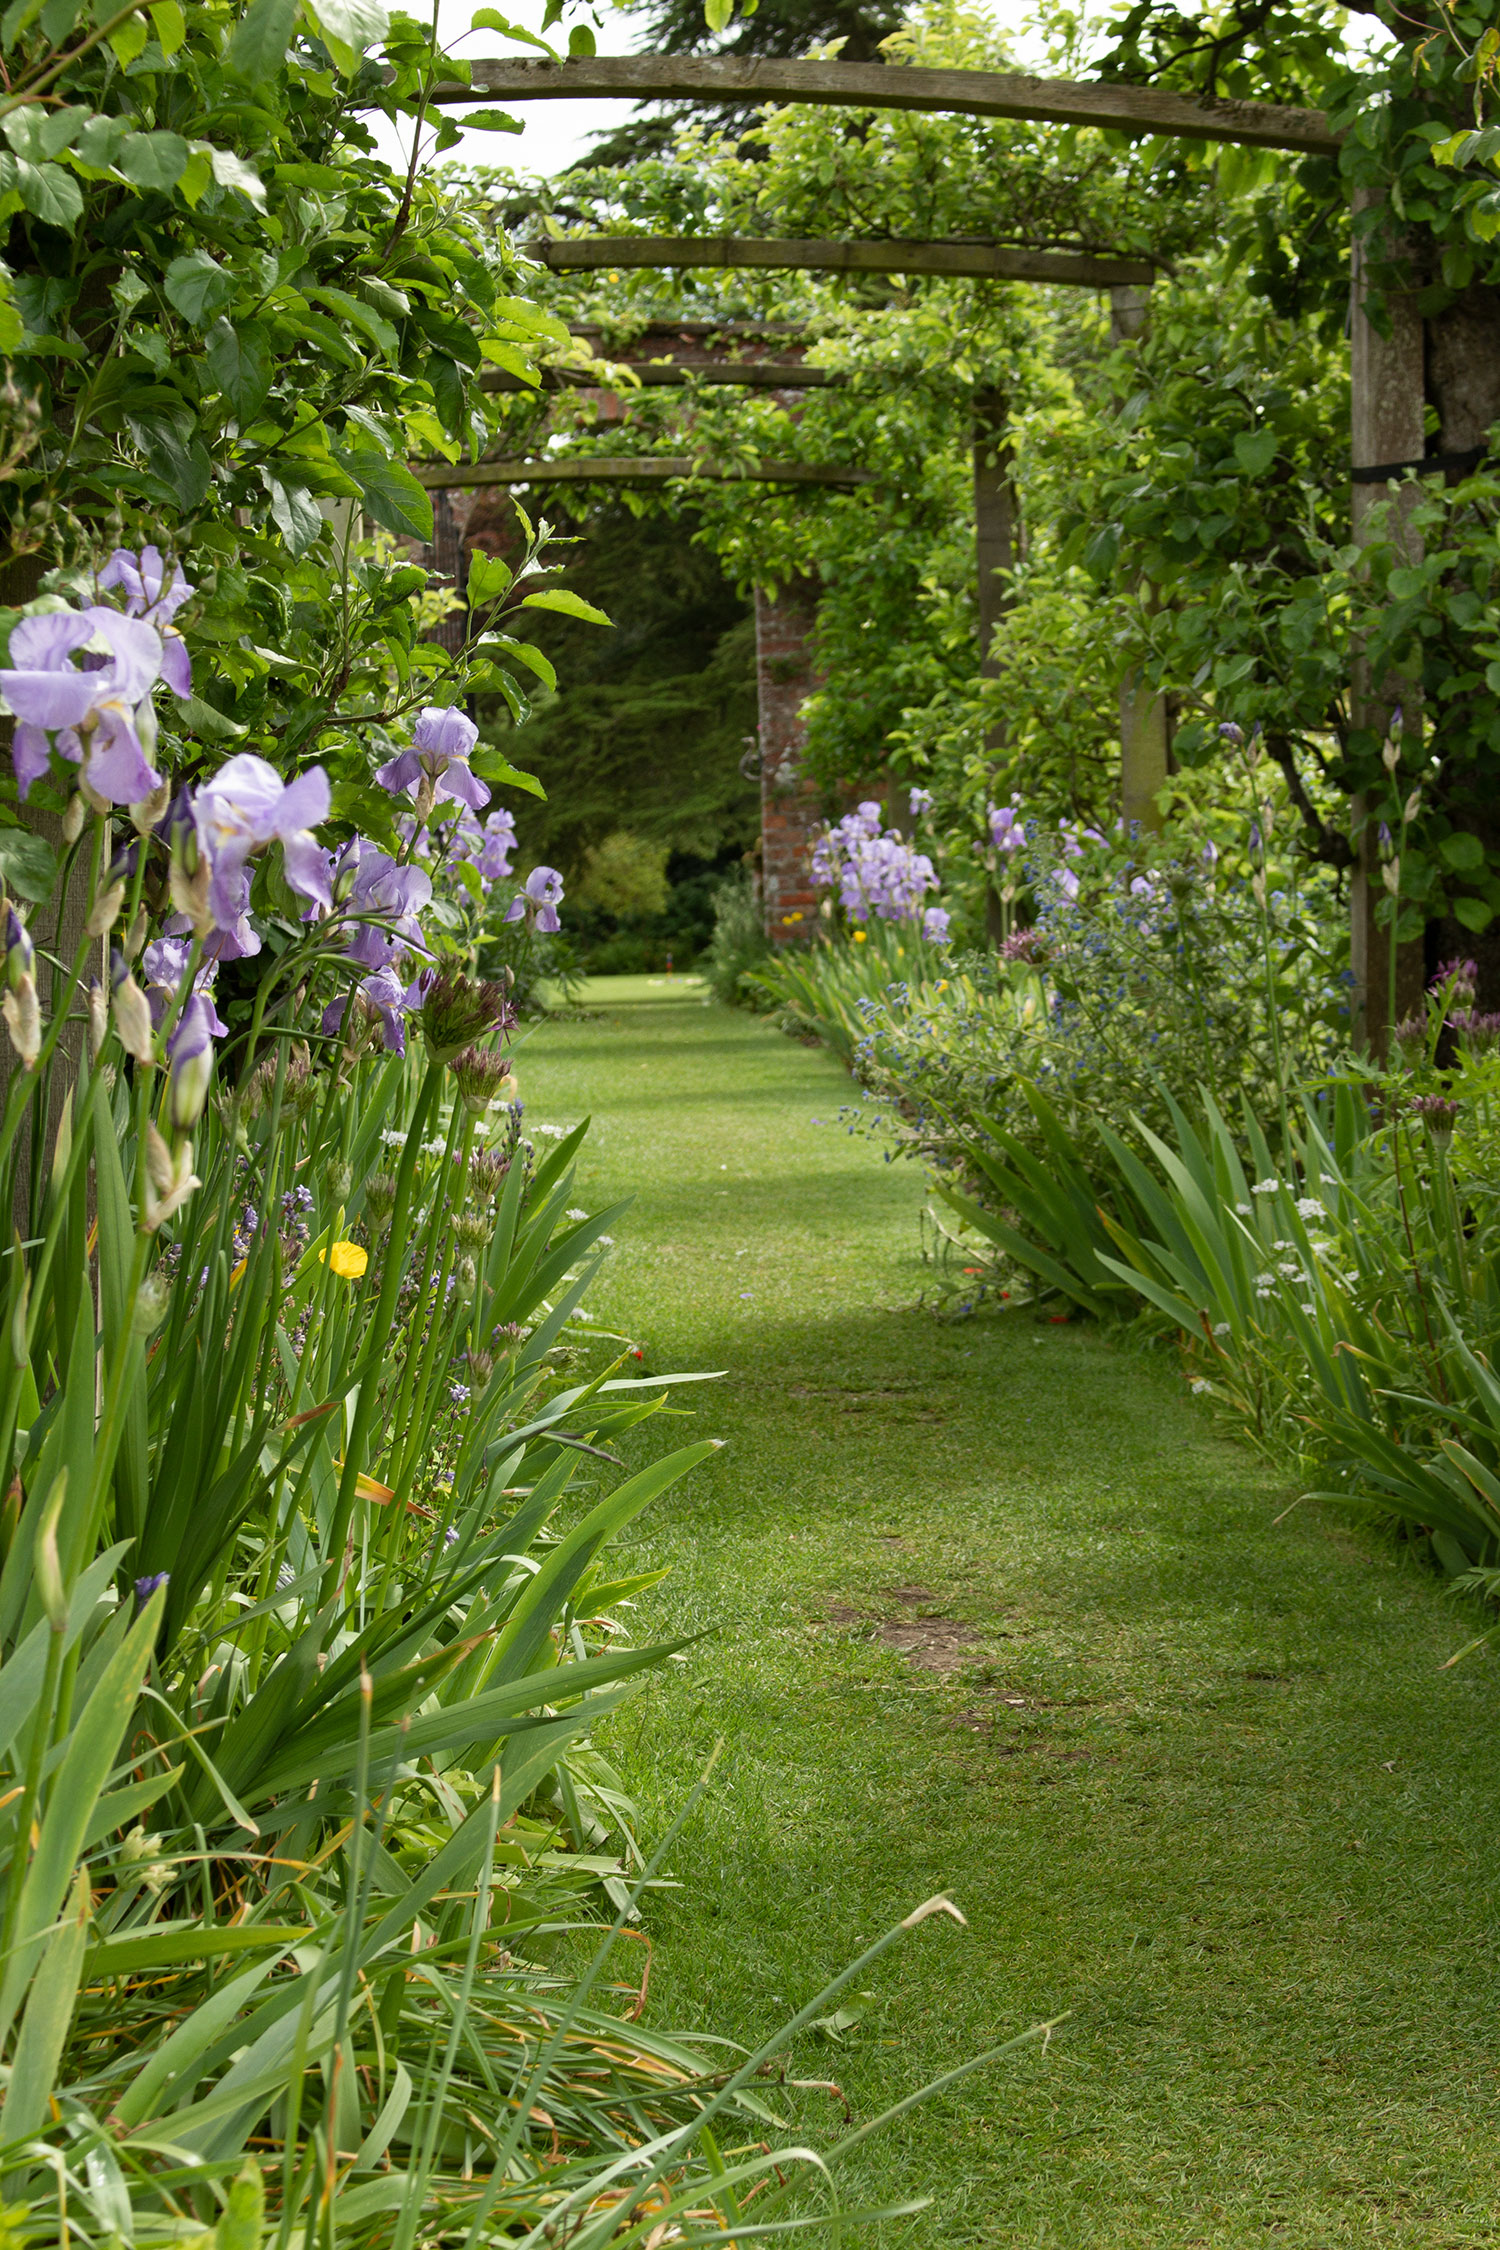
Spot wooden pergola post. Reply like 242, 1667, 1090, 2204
1349, 188, 1426, 1055
973, 384, 1015, 716
755, 577, 824, 942
1110, 283, 1169, 835
421, 487, 473, 657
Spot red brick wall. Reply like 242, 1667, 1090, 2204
755, 577, 824, 943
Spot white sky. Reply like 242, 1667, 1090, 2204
367, 0, 1041, 180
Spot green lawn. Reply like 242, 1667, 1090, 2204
520, 974, 1500, 2249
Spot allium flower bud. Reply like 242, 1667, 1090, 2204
1392, 1012, 1427, 1064
454, 1209, 492, 1251
469, 1147, 509, 1197
1412, 1094, 1459, 1152
457, 1254, 477, 1296
364, 1170, 398, 1222
324, 1160, 352, 1205
417, 970, 515, 1065
1451, 1008, 1500, 1053
450, 1043, 515, 1117
1432, 957, 1478, 1007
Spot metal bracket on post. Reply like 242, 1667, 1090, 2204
1349, 187, 1426, 1057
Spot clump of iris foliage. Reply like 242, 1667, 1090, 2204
763, 733, 1500, 1608
0, 546, 1033, 2246
0, 0, 1038, 2233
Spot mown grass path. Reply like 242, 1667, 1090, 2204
523, 975, 1500, 2249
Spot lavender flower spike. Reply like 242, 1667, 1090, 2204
504, 866, 565, 934
376, 704, 490, 815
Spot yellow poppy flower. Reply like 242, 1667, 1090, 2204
853, 930, 867, 943
320, 1240, 368, 1280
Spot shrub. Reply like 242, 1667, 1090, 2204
702, 866, 775, 1007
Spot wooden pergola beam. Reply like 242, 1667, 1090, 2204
434, 54, 1337, 157
528, 234, 1155, 289
481, 361, 835, 391
413, 455, 873, 489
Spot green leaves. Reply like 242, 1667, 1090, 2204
205, 315, 273, 418
116, 129, 189, 191
164, 248, 236, 326
226, 0, 298, 79
331, 443, 433, 541
303, 0, 389, 71
521, 588, 612, 625
0, 150, 82, 228
0, 826, 57, 903
263, 473, 324, 554
1232, 428, 1278, 477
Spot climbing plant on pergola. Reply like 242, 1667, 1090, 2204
412, 20, 1500, 1035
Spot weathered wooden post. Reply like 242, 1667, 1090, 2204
754, 576, 824, 942
1110, 282, 1169, 835
421, 487, 474, 657
973, 383, 1015, 715
1348, 188, 1426, 1054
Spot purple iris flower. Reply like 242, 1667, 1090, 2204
376, 705, 490, 814
814, 806, 939, 925
922, 906, 951, 943
474, 809, 517, 885
166, 992, 220, 1130
193, 756, 332, 948
134, 1570, 169, 1609
141, 934, 227, 1033
1054, 868, 1080, 902
504, 866, 564, 934
322, 964, 420, 1054
99, 546, 191, 625
988, 803, 1025, 855
98, 546, 193, 695
338, 844, 433, 972
0, 606, 165, 804
909, 786, 934, 817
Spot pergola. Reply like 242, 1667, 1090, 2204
420, 50, 1442, 1032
